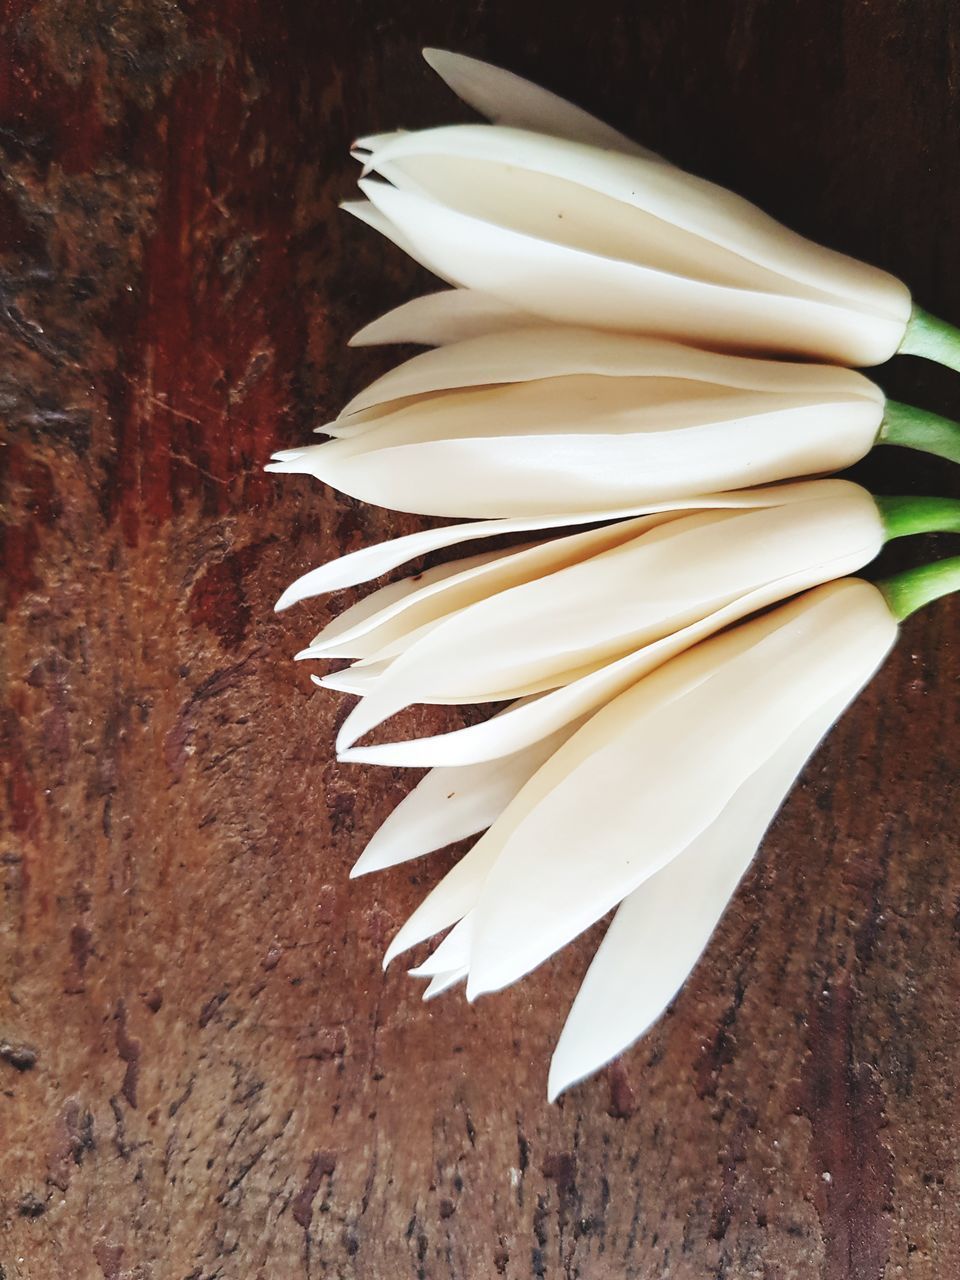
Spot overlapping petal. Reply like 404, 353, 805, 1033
377, 581, 895, 1092
339, 51, 912, 365
267, 329, 884, 518
325, 481, 883, 761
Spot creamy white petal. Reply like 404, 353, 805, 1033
274, 481, 863, 607
465, 581, 897, 997
546, 680, 861, 1100
311, 664, 389, 694
300, 544, 519, 658
351, 705, 584, 877
336, 485, 883, 753
422, 968, 468, 1000
421, 48, 653, 158
300, 519, 657, 660
362, 125, 908, 321
349, 289, 537, 348
339, 326, 881, 418
298, 548, 501, 654
275, 511, 634, 607
382, 832, 496, 968
338, 537, 880, 769
408, 914, 474, 977
339, 198, 437, 275
269, 396, 881, 519
353, 180, 904, 365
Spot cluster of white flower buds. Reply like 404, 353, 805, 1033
268, 51, 960, 1098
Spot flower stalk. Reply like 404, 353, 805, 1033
879, 555, 960, 621
875, 495, 960, 541
898, 306, 960, 376
878, 398, 960, 466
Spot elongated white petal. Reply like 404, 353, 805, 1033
338, 498, 880, 731
362, 125, 907, 321
408, 914, 474, 977
351, 704, 584, 876
270, 397, 880, 519
273, 496, 723, 608
275, 480, 869, 608
422, 48, 654, 158
340, 326, 881, 419
353, 180, 904, 365
349, 289, 537, 347
336, 484, 883, 754
338, 539, 879, 769
301, 519, 657, 661
301, 544, 518, 658
298, 548, 499, 653
311, 664, 388, 694
465, 581, 897, 997
423, 968, 468, 1000
339, 198, 437, 275
275, 510, 632, 607
546, 680, 860, 1100
382, 832, 496, 968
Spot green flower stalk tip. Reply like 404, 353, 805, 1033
899, 306, 960, 377
879, 555, 960, 622
878, 399, 960, 467
876, 495, 960, 542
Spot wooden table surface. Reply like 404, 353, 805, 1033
2, 2, 959, 1277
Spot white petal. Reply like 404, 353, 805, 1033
274, 480, 862, 606
300, 544, 516, 655
301, 517, 658, 660
363, 125, 909, 322
336, 484, 883, 754
382, 833, 496, 968
339, 198, 436, 275
355, 180, 904, 365
273, 506, 656, 607
422, 967, 468, 1000
351, 703, 584, 876
465, 581, 897, 997
338, 493, 881, 728
271, 394, 880, 519
349, 289, 537, 348
296, 548, 496, 646
340, 325, 882, 418
311, 664, 388, 694
546, 679, 862, 1099
422, 48, 653, 158
408, 914, 474, 977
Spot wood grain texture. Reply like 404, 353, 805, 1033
1, 2, 958, 1277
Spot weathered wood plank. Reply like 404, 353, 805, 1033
2, 2, 958, 1277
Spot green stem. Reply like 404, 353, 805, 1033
877, 398, 960, 466
879, 555, 960, 621
875, 495, 960, 541
898, 305, 960, 374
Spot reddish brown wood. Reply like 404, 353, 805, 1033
1, 2, 958, 1277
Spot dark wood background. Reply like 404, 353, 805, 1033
2, 2, 958, 1277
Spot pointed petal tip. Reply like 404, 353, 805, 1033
546, 1053, 597, 1103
